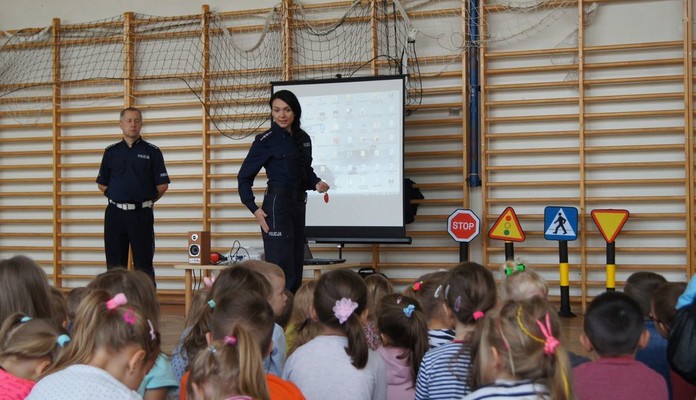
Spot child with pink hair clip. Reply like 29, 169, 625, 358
282, 269, 387, 400
188, 325, 270, 400
28, 291, 160, 399
464, 297, 573, 400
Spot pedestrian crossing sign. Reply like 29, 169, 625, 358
544, 206, 578, 241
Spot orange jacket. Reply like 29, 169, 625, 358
180, 371, 305, 400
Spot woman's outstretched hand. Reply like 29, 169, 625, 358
316, 181, 330, 193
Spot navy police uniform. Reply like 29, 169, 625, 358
96, 137, 170, 280
238, 122, 321, 292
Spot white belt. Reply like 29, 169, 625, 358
108, 199, 153, 210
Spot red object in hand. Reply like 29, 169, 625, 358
324, 192, 329, 203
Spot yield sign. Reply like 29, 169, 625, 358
488, 207, 525, 242
591, 209, 629, 243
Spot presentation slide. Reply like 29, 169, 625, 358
273, 76, 406, 242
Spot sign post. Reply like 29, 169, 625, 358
591, 209, 630, 292
488, 207, 525, 262
544, 206, 578, 317
448, 209, 481, 262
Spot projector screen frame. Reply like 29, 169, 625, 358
271, 75, 411, 245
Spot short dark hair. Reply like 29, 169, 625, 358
624, 271, 667, 319
270, 90, 301, 132
584, 291, 644, 356
119, 107, 142, 120
652, 282, 687, 330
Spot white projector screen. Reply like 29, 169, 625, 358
272, 76, 408, 243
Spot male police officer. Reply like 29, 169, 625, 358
97, 107, 170, 282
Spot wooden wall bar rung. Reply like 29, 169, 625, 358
486, 64, 577, 75
487, 130, 579, 139
484, 46, 577, 58
486, 81, 578, 90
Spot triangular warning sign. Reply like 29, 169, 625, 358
545, 208, 576, 238
488, 207, 525, 242
591, 209, 629, 243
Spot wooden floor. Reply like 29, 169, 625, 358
160, 304, 591, 359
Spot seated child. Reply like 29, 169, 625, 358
49, 287, 69, 330
65, 287, 88, 332
651, 282, 696, 400
415, 262, 497, 400
283, 269, 387, 400
285, 280, 322, 356
464, 297, 572, 400
0, 314, 68, 399
623, 271, 669, 394
404, 271, 455, 348
499, 261, 548, 301
277, 289, 294, 330
171, 265, 271, 388
87, 268, 178, 400
363, 273, 394, 351
376, 294, 429, 400
28, 291, 160, 399
500, 263, 589, 368
180, 291, 304, 400
188, 326, 269, 400
237, 260, 289, 376
573, 291, 668, 400
0, 255, 55, 325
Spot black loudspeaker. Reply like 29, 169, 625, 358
188, 231, 210, 265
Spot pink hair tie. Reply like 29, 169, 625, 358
412, 281, 423, 291
123, 309, 136, 326
203, 275, 216, 288
333, 298, 359, 324
473, 310, 485, 320
536, 313, 559, 355
224, 335, 237, 346
106, 293, 127, 310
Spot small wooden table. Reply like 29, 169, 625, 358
173, 262, 362, 315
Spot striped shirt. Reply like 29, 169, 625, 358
428, 328, 456, 348
415, 341, 472, 400
462, 379, 550, 400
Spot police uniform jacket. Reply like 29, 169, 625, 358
96, 137, 170, 203
238, 122, 321, 214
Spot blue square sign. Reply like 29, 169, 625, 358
544, 206, 578, 241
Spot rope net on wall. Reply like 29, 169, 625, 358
0, 1, 423, 139
398, 0, 578, 78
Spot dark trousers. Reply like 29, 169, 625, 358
104, 204, 156, 282
261, 193, 306, 293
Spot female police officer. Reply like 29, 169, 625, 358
238, 90, 329, 292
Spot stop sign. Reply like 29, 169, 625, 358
448, 209, 480, 243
